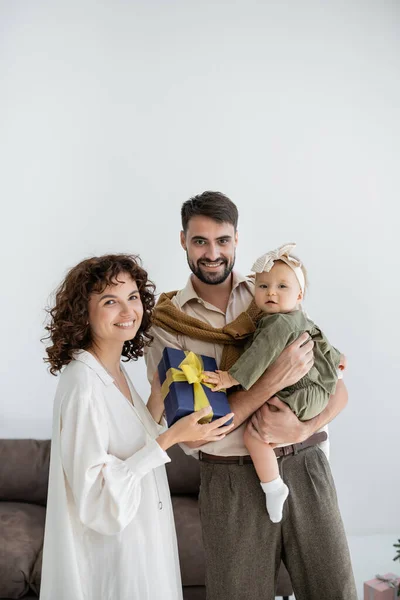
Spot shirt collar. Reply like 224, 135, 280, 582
179, 272, 254, 308
178, 277, 200, 306
72, 349, 114, 386
232, 271, 254, 293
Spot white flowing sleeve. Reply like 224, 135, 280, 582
60, 381, 170, 536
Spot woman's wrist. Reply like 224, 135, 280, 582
157, 428, 177, 451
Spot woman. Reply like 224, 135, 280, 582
40, 254, 234, 600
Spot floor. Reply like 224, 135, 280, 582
288, 534, 400, 599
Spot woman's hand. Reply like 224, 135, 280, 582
157, 407, 235, 451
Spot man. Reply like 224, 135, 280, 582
145, 191, 357, 600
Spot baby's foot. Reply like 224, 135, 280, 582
260, 477, 289, 523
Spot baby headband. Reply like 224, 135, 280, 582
251, 242, 305, 293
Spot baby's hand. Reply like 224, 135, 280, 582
338, 354, 348, 371
202, 370, 238, 392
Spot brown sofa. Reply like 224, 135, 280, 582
0, 439, 293, 599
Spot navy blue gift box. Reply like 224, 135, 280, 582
158, 347, 232, 427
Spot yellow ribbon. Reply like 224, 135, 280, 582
161, 351, 214, 424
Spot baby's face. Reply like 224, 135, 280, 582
254, 261, 303, 314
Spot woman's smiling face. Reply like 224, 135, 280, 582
87, 272, 144, 346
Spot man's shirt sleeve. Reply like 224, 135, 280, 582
144, 325, 184, 383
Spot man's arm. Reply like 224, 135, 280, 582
145, 325, 183, 383
249, 379, 348, 444
227, 331, 314, 429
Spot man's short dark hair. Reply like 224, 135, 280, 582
181, 191, 239, 233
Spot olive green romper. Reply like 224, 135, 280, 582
229, 310, 341, 420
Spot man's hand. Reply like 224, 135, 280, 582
338, 354, 347, 371
251, 381, 349, 444
245, 418, 269, 445
251, 397, 312, 445
265, 332, 314, 393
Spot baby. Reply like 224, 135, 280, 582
203, 243, 343, 523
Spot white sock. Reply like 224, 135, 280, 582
260, 477, 289, 523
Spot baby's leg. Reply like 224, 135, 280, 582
244, 422, 289, 524
243, 422, 279, 481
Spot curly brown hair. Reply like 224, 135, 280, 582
43, 254, 156, 375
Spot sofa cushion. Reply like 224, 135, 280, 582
0, 440, 50, 506
166, 445, 200, 494
172, 495, 205, 586
30, 547, 42, 596
0, 502, 45, 599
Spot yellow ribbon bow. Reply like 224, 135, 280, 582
161, 351, 214, 424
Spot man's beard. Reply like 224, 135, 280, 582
186, 253, 235, 285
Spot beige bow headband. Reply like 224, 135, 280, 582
251, 243, 305, 293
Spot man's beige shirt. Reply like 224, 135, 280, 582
145, 272, 328, 458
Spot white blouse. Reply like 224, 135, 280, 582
40, 350, 183, 600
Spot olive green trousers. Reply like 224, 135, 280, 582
199, 445, 357, 600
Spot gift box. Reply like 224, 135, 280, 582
364, 573, 400, 599
158, 347, 233, 427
